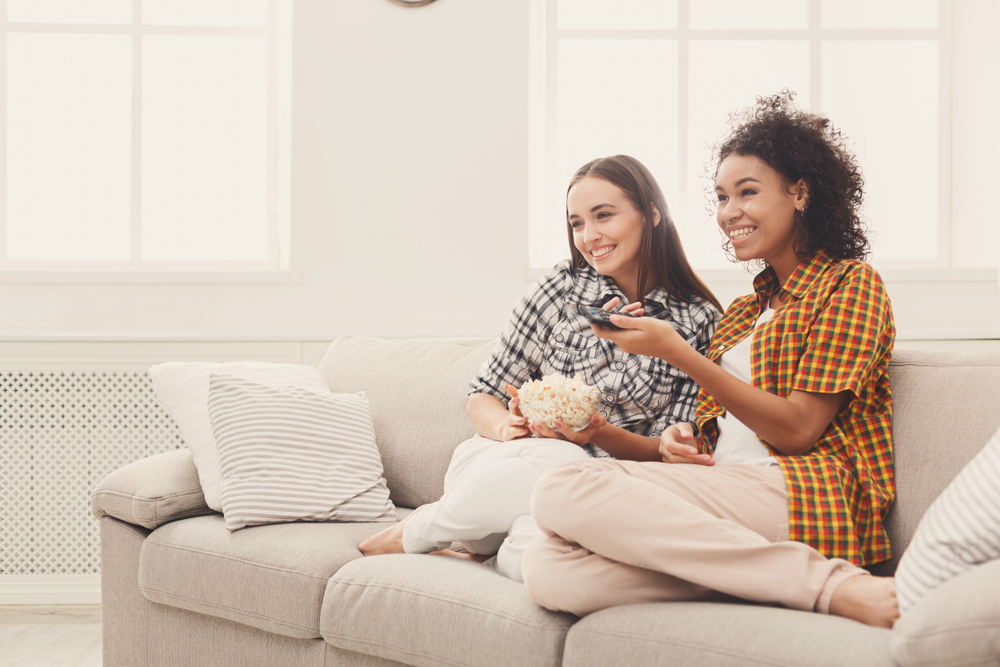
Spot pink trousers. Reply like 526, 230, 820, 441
521, 459, 866, 616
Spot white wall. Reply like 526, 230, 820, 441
0, 0, 995, 342
0, 0, 532, 339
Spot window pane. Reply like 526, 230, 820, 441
686, 41, 810, 268
7, 0, 131, 24
143, 0, 268, 27
822, 41, 938, 261
543, 39, 678, 268
7, 34, 132, 260
690, 0, 807, 30
821, 0, 937, 29
558, 0, 677, 30
142, 36, 268, 261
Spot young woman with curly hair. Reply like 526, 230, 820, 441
520, 92, 899, 627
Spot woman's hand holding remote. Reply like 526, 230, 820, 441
602, 296, 645, 317
592, 314, 689, 366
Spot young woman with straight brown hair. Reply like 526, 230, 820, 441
361, 155, 721, 582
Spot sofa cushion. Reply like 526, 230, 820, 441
207, 375, 396, 531
875, 349, 1000, 575
318, 336, 497, 509
149, 360, 333, 512
138, 511, 411, 639
891, 558, 1000, 667
92, 449, 214, 529
562, 601, 894, 667
321, 554, 576, 667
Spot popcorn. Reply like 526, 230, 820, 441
517, 374, 599, 430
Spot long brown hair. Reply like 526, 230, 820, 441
567, 155, 722, 312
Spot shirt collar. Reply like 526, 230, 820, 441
752, 249, 835, 303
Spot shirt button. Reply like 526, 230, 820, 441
555, 334, 564, 342
600, 411, 608, 418
615, 361, 624, 370
606, 393, 615, 402
718, 344, 726, 350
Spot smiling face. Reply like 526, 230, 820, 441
567, 176, 658, 301
715, 153, 809, 285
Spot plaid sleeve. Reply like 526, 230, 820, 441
467, 262, 573, 404
791, 263, 891, 397
645, 300, 721, 437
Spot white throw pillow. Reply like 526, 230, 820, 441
207, 374, 396, 531
148, 361, 332, 511
895, 426, 1000, 615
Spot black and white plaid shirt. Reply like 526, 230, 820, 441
469, 260, 720, 458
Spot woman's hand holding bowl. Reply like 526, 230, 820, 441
528, 412, 607, 446
499, 384, 532, 441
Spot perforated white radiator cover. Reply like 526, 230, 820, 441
1, 371, 184, 575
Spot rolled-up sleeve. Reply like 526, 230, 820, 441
790, 264, 892, 399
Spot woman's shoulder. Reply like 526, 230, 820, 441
544, 258, 578, 281
534, 259, 604, 297
518, 259, 589, 315
723, 292, 759, 314
824, 259, 889, 298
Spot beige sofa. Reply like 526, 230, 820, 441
92, 336, 1000, 667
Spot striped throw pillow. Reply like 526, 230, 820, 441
895, 426, 1000, 615
207, 374, 397, 531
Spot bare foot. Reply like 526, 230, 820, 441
829, 574, 899, 628
358, 507, 423, 556
429, 548, 489, 563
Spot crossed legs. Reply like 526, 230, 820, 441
359, 435, 590, 581
521, 459, 895, 626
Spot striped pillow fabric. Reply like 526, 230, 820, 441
895, 426, 1000, 615
207, 374, 396, 531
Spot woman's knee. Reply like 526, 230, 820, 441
530, 458, 614, 532
520, 438, 591, 472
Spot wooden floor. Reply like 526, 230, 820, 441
0, 605, 102, 667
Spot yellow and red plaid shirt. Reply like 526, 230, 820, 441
696, 251, 895, 566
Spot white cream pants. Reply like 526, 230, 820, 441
401, 435, 591, 582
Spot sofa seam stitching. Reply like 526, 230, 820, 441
895, 621, 1000, 638
570, 627, 793, 667
327, 579, 569, 632
322, 633, 502, 667
143, 541, 333, 582
94, 488, 207, 503
890, 361, 1000, 369
139, 584, 319, 637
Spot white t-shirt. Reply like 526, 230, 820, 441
713, 307, 780, 468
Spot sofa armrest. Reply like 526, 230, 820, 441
890, 558, 1000, 667
92, 448, 217, 529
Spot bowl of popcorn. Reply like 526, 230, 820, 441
517, 373, 600, 430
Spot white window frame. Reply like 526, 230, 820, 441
528, 0, 953, 275
0, 0, 295, 282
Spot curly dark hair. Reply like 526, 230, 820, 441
711, 90, 869, 263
